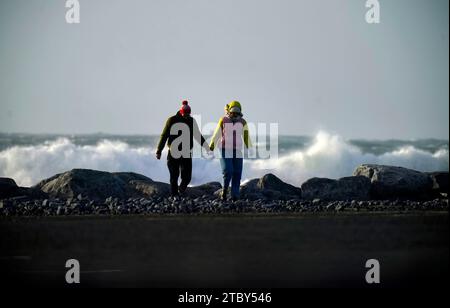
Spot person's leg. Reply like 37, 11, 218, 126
167, 152, 180, 196
179, 158, 192, 194
220, 156, 233, 200
231, 157, 243, 199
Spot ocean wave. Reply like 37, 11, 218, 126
246, 132, 449, 186
0, 132, 448, 187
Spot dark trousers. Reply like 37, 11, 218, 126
167, 151, 192, 196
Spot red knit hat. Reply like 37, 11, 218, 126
180, 100, 191, 116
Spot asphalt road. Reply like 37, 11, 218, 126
0, 212, 448, 287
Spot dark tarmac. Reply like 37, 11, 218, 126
0, 212, 448, 288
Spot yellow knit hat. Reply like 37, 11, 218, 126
225, 100, 242, 113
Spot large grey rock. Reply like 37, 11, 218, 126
128, 179, 171, 198
240, 173, 302, 200
427, 172, 449, 193
301, 176, 371, 201
0, 177, 43, 199
353, 164, 435, 199
239, 179, 261, 200
33, 169, 170, 200
186, 182, 222, 198
0, 177, 20, 199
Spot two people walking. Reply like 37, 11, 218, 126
156, 100, 251, 201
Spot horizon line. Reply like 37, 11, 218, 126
0, 131, 448, 142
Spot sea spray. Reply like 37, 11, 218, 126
0, 131, 448, 187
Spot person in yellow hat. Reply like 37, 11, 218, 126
210, 100, 251, 201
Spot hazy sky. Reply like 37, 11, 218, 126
0, 0, 448, 139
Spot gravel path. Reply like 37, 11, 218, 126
1, 194, 448, 216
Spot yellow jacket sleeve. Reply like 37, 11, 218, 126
243, 120, 251, 148
209, 117, 223, 151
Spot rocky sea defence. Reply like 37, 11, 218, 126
0, 164, 448, 216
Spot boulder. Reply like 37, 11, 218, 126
186, 182, 222, 198
33, 169, 170, 200
427, 172, 449, 193
127, 179, 171, 198
301, 176, 371, 201
0, 177, 43, 199
240, 173, 302, 200
353, 164, 435, 200
239, 179, 261, 200
0, 178, 19, 199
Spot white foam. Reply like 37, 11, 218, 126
246, 132, 449, 186
0, 132, 448, 187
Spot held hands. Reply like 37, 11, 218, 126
204, 145, 214, 159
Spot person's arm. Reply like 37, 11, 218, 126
192, 118, 209, 150
209, 117, 223, 151
243, 119, 251, 148
156, 118, 171, 158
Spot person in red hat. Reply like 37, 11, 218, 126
156, 100, 209, 196
179, 100, 191, 116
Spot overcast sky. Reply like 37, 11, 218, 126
0, 0, 448, 139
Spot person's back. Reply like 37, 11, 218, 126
209, 101, 251, 155
156, 100, 208, 196
157, 110, 205, 158
209, 100, 251, 201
